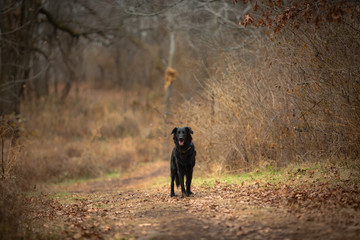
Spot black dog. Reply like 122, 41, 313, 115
170, 127, 196, 198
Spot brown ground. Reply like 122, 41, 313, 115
26, 161, 360, 240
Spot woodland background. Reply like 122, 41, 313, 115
0, 0, 359, 238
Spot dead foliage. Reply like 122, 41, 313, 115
237, 0, 359, 32
24, 177, 360, 239
164, 67, 177, 90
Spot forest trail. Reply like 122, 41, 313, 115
29, 161, 360, 240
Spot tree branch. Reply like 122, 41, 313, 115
39, 8, 80, 38
31, 47, 50, 60
39, 7, 108, 39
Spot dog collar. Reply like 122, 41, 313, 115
181, 142, 193, 154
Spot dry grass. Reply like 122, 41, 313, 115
173, 20, 360, 174
18, 85, 165, 184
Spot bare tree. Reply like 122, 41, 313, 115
0, 0, 42, 115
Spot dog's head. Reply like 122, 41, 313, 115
171, 127, 193, 148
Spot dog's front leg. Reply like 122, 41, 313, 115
170, 171, 176, 197
178, 171, 186, 198
186, 170, 193, 196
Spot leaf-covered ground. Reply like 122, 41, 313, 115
25, 161, 360, 240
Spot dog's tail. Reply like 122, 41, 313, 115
175, 173, 180, 187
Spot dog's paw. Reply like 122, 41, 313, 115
170, 192, 176, 197
186, 191, 194, 196
181, 193, 185, 198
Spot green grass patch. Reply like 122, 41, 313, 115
48, 192, 90, 204
142, 176, 168, 189
194, 168, 282, 188
193, 159, 360, 188
50, 169, 124, 188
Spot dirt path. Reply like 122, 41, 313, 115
28, 161, 360, 240
52, 161, 169, 193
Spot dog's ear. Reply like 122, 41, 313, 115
186, 127, 193, 134
171, 128, 177, 135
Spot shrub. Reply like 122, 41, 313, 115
174, 18, 360, 173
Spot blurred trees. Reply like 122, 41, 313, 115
1, 0, 247, 115
0, 0, 250, 149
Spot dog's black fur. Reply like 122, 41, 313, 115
170, 127, 196, 198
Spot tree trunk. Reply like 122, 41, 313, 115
33, 56, 49, 98
164, 30, 176, 120
0, 0, 20, 115
57, 40, 76, 102
0, 0, 39, 116
163, 30, 176, 157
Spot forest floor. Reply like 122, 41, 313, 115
25, 161, 360, 240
